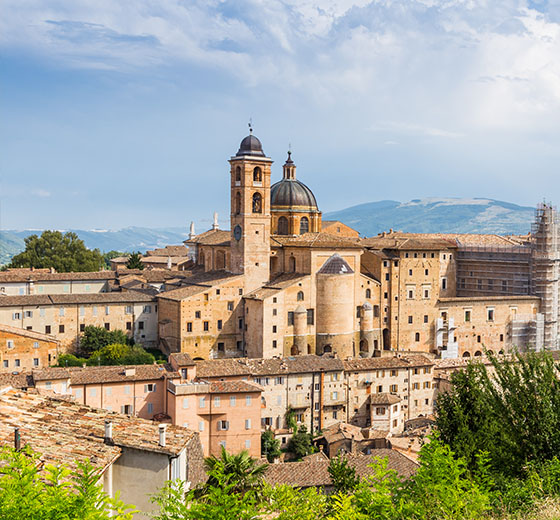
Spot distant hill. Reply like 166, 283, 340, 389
0, 227, 189, 266
1, 198, 536, 265
324, 198, 535, 237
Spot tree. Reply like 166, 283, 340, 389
261, 430, 282, 462
201, 447, 268, 496
79, 326, 133, 356
88, 344, 155, 366
57, 353, 88, 367
103, 250, 127, 269
328, 454, 360, 494
0, 446, 136, 520
9, 231, 104, 272
126, 252, 144, 270
287, 425, 315, 460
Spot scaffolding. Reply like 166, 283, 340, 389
530, 203, 560, 350
456, 245, 532, 297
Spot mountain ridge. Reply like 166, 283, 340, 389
1, 198, 536, 264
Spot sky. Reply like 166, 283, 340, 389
1, 0, 560, 231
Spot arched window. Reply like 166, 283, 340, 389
323, 344, 332, 354
252, 192, 262, 213
498, 349, 504, 355
253, 167, 262, 182
278, 216, 289, 235
299, 216, 309, 234
235, 166, 241, 182
474, 350, 482, 357
297, 291, 304, 301
289, 256, 296, 273
359, 339, 368, 352
365, 288, 371, 299
462, 351, 471, 358
235, 192, 241, 215
290, 345, 299, 356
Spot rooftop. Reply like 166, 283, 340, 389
0, 269, 117, 283
370, 393, 401, 405
0, 291, 155, 308
0, 324, 59, 343
264, 451, 417, 488
0, 388, 197, 474
343, 354, 434, 372
157, 271, 243, 301
272, 232, 362, 250
196, 355, 344, 378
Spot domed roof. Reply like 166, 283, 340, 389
271, 179, 318, 209
236, 134, 265, 157
317, 253, 354, 275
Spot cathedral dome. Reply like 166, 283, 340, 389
270, 179, 318, 210
236, 134, 265, 157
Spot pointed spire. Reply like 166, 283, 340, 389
189, 221, 196, 240
212, 212, 219, 231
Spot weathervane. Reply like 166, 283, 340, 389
248, 118, 253, 134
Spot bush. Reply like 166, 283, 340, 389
57, 353, 88, 367
88, 344, 155, 366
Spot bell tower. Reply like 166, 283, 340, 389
229, 130, 272, 293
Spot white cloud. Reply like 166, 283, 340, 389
32, 189, 51, 198
2, 0, 560, 135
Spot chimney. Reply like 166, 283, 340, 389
124, 368, 136, 377
14, 428, 21, 451
158, 424, 166, 447
104, 420, 113, 444
188, 221, 196, 240
212, 212, 219, 231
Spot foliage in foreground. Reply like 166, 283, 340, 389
0, 446, 136, 520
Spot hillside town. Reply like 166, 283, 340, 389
2, 132, 560, 514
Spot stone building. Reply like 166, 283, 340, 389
0, 324, 59, 372
0, 292, 158, 351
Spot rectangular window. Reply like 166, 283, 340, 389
423, 315, 428, 323
384, 292, 388, 299
25, 310, 33, 318
246, 395, 252, 406
33, 341, 39, 349
199, 397, 206, 408
217, 319, 222, 330
214, 396, 221, 407
238, 318, 243, 329
227, 301, 234, 311
408, 269, 413, 276
441, 278, 447, 290
487, 309, 494, 321
218, 420, 229, 431
477, 279, 482, 290
425, 269, 429, 275
272, 340, 277, 349
203, 321, 209, 331
79, 306, 85, 317
126, 322, 132, 330
2, 360, 8, 368
39, 308, 45, 317
144, 305, 151, 313
104, 323, 110, 331
488, 279, 494, 291
385, 273, 389, 281
407, 290, 414, 299
89, 387, 97, 397
14, 359, 20, 367
424, 289, 430, 298
408, 316, 413, 324
390, 384, 398, 392
187, 322, 192, 332
59, 325, 65, 333
331, 391, 338, 400
92, 306, 98, 316
199, 421, 205, 432
59, 308, 65, 317
237, 340, 243, 351
218, 342, 225, 352
245, 439, 251, 449
125, 305, 133, 314
502, 280, 508, 292
465, 310, 471, 322
276, 376, 284, 385
147, 403, 154, 414
182, 397, 189, 409
424, 382, 430, 389
307, 309, 314, 325
6, 340, 14, 349
80, 323, 85, 332
195, 311, 201, 319
287, 312, 294, 326
124, 385, 131, 395
138, 321, 144, 330
12, 312, 21, 320
245, 418, 251, 429
144, 383, 156, 392
376, 407, 386, 415
229, 396, 236, 407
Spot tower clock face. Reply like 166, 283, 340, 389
233, 225, 242, 241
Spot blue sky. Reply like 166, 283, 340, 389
2, 0, 560, 231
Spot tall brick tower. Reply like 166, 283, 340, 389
229, 130, 272, 293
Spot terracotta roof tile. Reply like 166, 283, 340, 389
185, 229, 231, 246
370, 393, 401, 405
264, 451, 417, 488
0, 270, 116, 283
196, 355, 344, 378
0, 292, 155, 307
272, 232, 362, 249
0, 324, 59, 343
343, 355, 434, 372
157, 272, 242, 301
